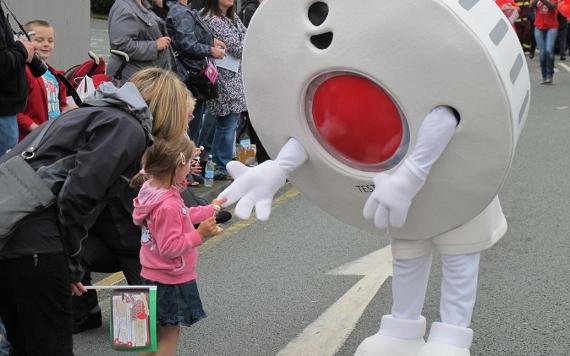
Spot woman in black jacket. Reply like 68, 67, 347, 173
0, 67, 192, 355
166, 0, 226, 148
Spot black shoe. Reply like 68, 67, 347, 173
561, 55, 566, 61
73, 307, 102, 334
214, 172, 233, 181
215, 210, 232, 224
192, 174, 204, 184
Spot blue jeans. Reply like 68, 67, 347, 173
0, 115, 18, 157
534, 28, 558, 79
188, 101, 206, 146
0, 318, 9, 356
211, 113, 240, 175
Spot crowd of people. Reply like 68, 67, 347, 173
0, 0, 262, 355
504, 0, 569, 83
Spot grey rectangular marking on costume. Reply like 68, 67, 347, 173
459, 0, 479, 10
519, 90, 529, 124
510, 54, 523, 84
490, 19, 508, 46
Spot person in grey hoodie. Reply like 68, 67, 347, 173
0, 68, 192, 354
107, 0, 174, 80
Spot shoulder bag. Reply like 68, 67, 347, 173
0, 120, 57, 242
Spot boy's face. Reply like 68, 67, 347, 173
30, 26, 55, 61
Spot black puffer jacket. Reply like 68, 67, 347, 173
0, 82, 152, 282
0, 6, 28, 115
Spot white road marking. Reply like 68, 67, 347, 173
277, 246, 393, 356
558, 62, 570, 73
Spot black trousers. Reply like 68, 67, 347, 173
72, 205, 142, 319
0, 254, 74, 356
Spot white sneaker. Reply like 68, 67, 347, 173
354, 333, 425, 356
417, 322, 473, 356
354, 315, 427, 356
417, 341, 470, 356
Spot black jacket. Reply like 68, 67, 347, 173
0, 85, 151, 282
166, 1, 214, 75
239, 0, 260, 28
0, 6, 28, 115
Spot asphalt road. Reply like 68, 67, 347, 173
74, 57, 570, 355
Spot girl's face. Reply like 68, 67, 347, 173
30, 26, 55, 61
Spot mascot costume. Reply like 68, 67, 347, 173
219, 0, 530, 355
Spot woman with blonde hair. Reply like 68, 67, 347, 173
0, 67, 192, 354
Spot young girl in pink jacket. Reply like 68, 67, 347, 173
131, 136, 225, 356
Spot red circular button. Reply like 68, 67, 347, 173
311, 74, 403, 165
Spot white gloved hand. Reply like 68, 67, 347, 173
363, 159, 426, 229
218, 137, 309, 221
363, 106, 458, 230
218, 160, 287, 221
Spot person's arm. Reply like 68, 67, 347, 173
187, 204, 216, 224
0, 41, 28, 76
218, 137, 309, 220
363, 106, 459, 229
57, 117, 147, 282
168, 12, 212, 60
16, 71, 38, 134
538, 0, 557, 10
109, 10, 160, 61
530, 0, 539, 9
153, 204, 203, 258
16, 112, 38, 134
206, 16, 245, 59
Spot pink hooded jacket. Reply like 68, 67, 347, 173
133, 181, 216, 284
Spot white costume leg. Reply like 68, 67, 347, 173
418, 253, 480, 356
392, 253, 433, 320
355, 253, 432, 356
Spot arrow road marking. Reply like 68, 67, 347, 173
558, 62, 570, 74
277, 245, 393, 356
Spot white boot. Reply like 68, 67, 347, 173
354, 315, 426, 356
417, 322, 473, 356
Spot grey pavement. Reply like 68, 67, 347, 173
90, 17, 110, 60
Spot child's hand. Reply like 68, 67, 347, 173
212, 196, 227, 207
197, 216, 219, 237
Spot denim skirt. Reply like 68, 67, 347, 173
142, 278, 207, 327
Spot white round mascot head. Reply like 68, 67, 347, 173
242, 0, 530, 239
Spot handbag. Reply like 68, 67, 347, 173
186, 59, 219, 101
0, 120, 57, 243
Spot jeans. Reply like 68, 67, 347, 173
0, 318, 8, 356
211, 113, 240, 175
0, 115, 18, 158
558, 14, 568, 57
188, 101, 206, 146
534, 27, 558, 79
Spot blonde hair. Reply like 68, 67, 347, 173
130, 136, 197, 188
129, 67, 195, 141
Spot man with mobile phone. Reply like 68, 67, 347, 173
0, 2, 34, 157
